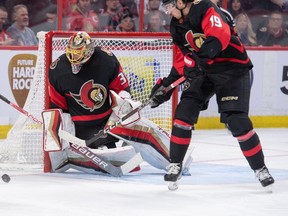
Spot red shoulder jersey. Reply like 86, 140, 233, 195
48, 47, 130, 126
170, 1, 253, 76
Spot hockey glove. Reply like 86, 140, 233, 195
184, 53, 203, 79
150, 78, 173, 108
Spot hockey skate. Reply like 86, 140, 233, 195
164, 163, 182, 191
254, 166, 275, 189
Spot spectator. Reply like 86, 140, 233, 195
145, 10, 168, 32
66, 0, 100, 31
6, 4, 37, 46
241, 0, 285, 12
116, 10, 135, 32
256, 11, 288, 46
235, 12, 257, 46
270, 0, 288, 11
120, 0, 139, 18
144, 0, 170, 31
91, 0, 106, 14
227, 0, 244, 19
0, 6, 14, 45
31, 5, 58, 35
5, 0, 53, 27
101, 0, 123, 31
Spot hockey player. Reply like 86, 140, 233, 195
150, 0, 274, 188
48, 31, 131, 150
47, 31, 139, 173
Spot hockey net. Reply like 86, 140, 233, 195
0, 31, 176, 171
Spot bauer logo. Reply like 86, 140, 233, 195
8, 54, 37, 108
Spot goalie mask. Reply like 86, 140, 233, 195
66, 31, 94, 74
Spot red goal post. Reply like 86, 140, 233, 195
0, 31, 179, 172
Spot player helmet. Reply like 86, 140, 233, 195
66, 31, 94, 66
162, 0, 193, 13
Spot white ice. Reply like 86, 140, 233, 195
1, 128, 287, 216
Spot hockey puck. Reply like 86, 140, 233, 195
1, 174, 11, 183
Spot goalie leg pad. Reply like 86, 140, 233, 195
66, 145, 139, 173
50, 144, 139, 174
49, 148, 70, 172
109, 116, 192, 172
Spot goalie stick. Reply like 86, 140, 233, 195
0, 94, 143, 177
59, 76, 186, 147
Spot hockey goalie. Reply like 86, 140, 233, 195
43, 90, 192, 175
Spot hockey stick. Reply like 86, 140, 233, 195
0, 94, 143, 177
0, 94, 43, 124
59, 76, 186, 147
69, 144, 143, 177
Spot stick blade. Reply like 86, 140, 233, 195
120, 153, 143, 175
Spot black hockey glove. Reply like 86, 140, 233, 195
184, 53, 203, 79
149, 78, 173, 108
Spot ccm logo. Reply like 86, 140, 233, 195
221, 96, 239, 101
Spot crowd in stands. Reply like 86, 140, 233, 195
230, 0, 288, 46
0, 0, 288, 46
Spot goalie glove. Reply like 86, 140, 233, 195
110, 90, 141, 126
117, 90, 133, 116
150, 78, 173, 108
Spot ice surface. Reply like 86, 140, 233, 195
1, 128, 287, 216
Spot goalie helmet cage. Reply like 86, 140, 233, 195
0, 31, 179, 172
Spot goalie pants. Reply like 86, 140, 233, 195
170, 68, 266, 170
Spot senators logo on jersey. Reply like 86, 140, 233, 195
70, 80, 107, 112
185, 30, 206, 52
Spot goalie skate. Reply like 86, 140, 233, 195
164, 163, 182, 191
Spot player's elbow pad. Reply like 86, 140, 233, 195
198, 37, 222, 60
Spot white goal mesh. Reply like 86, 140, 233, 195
0, 31, 175, 171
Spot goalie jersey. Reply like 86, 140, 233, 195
48, 47, 130, 128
